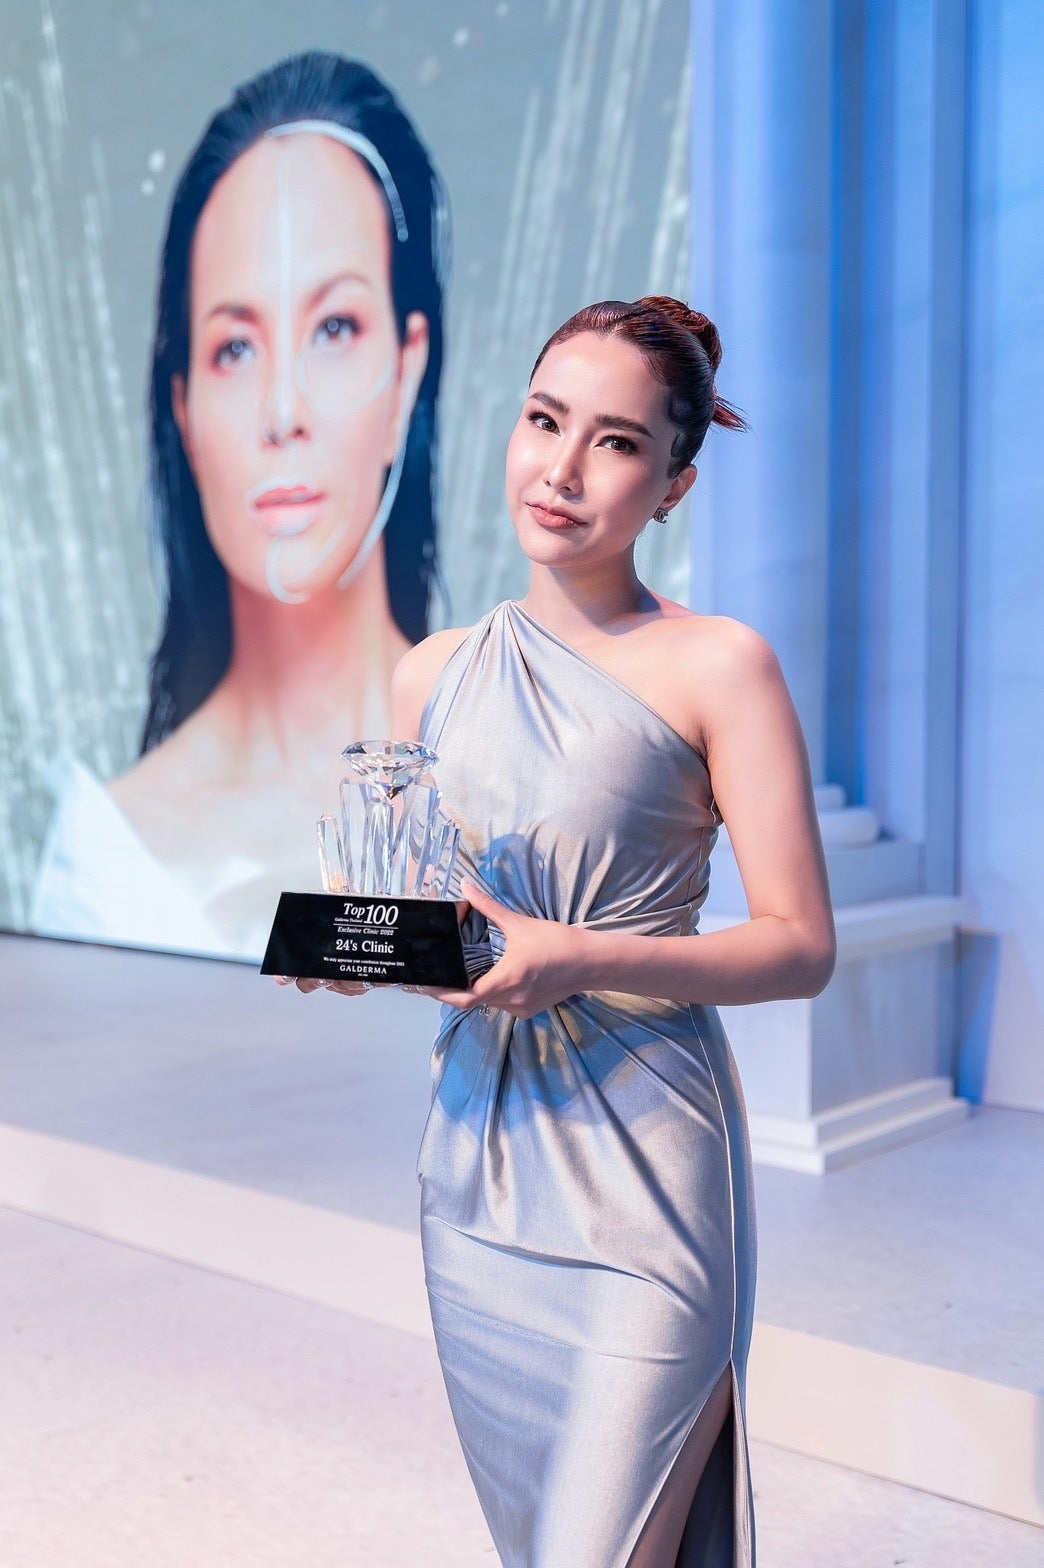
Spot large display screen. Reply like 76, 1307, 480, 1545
1, 0, 692, 961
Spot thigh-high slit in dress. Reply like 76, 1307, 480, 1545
417, 601, 757, 1568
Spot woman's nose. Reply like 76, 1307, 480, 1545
262, 354, 310, 445
544, 441, 583, 494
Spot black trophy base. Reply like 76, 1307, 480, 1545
260, 891, 468, 988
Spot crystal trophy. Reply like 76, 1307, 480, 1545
260, 740, 469, 987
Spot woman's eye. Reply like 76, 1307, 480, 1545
314, 314, 360, 346
528, 411, 558, 432
602, 434, 637, 453
213, 337, 254, 369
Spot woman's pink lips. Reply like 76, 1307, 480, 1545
527, 501, 585, 529
247, 483, 327, 538
252, 485, 326, 508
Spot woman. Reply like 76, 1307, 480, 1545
295, 296, 836, 1565
31, 51, 448, 961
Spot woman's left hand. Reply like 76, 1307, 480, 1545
427, 880, 588, 1020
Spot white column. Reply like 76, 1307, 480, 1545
690, 0, 835, 782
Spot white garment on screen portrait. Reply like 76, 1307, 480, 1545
29, 755, 262, 962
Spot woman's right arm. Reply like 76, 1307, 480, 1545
390, 627, 472, 741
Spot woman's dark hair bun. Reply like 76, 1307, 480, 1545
637, 296, 746, 431
640, 295, 723, 372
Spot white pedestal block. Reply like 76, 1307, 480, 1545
744, 1077, 968, 1173
701, 895, 969, 1172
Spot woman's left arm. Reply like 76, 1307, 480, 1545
433, 621, 836, 1018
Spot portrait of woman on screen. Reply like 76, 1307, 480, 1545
31, 51, 449, 960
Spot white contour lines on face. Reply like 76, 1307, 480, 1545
260, 130, 405, 606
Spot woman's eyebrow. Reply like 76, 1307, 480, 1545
201, 270, 374, 326
530, 389, 568, 415
304, 269, 375, 310
203, 301, 261, 325
595, 412, 653, 438
529, 389, 652, 440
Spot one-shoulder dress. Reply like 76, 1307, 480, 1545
417, 600, 757, 1568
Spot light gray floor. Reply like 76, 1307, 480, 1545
1, 1208, 1041, 1568
0, 1207, 493, 1568
3, 933, 1042, 1393
1, 934, 432, 1228
753, 1105, 1044, 1388
4, 932, 1044, 1560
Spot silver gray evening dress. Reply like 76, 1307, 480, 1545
417, 600, 757, 1568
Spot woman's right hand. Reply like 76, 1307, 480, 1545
273, 976, 371, 996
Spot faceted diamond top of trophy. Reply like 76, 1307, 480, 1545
340, 739, 434, 794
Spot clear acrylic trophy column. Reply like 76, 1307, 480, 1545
316, 740, 461, 900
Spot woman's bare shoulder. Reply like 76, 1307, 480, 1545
640, 608, 785, 756
649, 602, 779, 679
395, 624, 474, 683
688, 613, 776, 667
391, 625, 474, 737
